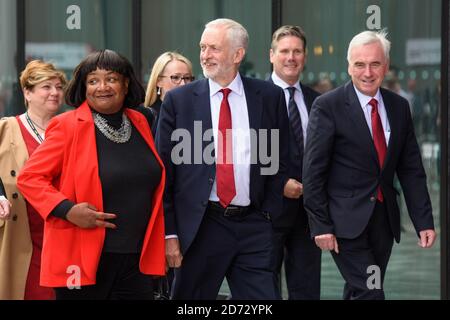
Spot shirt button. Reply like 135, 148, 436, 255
12, 193, 18, 199
12, 214, 18, 221
10, 170, 16, 177
370, 196, 376, 202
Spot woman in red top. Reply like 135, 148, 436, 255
0, 60, 66, 299
17, 50, 166, 300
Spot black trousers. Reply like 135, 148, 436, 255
331, 201, 394, 300
272, 213, 321, 300
54, 252, 154, 300
172, 207, 278, 300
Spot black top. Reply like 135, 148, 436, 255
52, 108, 162, 253
136, 99, 161, 136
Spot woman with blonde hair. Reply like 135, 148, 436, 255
0, 60, 67, 299
139, 52, 194, 134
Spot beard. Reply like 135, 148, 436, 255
201, 62, 236, 83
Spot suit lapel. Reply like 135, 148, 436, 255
300, 83, 314, 114
242, 76, 263, 132
344, 82, 379, 166
193, 79, 213, 132
7, 118, 29, 169
192, 79, 216, 168
241, 76, 262, 197
380, 88, 397, 170
73, 101, 103, 211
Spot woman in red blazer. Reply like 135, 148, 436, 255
17, 50, 166, 300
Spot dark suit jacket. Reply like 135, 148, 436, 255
156, 75, 289, 253
136, 99, 161, 137
268, 77, 320, 228
303, 81, 434, 243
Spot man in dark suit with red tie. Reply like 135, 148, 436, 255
268, 25, 321, 300
156, 18, 289, 299
303, 30, 436, 300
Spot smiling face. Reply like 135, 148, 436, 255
270, 35, 306, 86
348, 41, 389, 97
24, 78, 64, 115
85, 68, 129, 114
199, 25, 244, 87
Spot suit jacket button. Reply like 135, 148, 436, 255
208, 178, 214, 184
12, 193, 18, 199
12, 214, 18, 221
370, 196, 376, 202
10, 170, 16, 177
202, 201, 208, 206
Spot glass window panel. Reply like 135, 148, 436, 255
23, 0, 132, 112
24, 0, 132, 73
141, 0, 272, 82
0, 0, 18, 116
283, 0, 441, 299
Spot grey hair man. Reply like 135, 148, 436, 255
303, 30, 436, 299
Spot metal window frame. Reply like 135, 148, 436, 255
442, 0, 449, 301
132, 0, 142, 81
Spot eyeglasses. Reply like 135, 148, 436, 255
160, 74, 195, 84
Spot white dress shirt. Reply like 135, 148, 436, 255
271, 72, 309, 145
354, 86, 391, 146
208, 73, 251, 206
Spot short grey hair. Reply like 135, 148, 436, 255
347, 29, 391, 63
205, 18, 249, 51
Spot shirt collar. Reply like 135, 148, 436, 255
353, 84, 382, 108
271, 71, 302, 93
209, 73, 244, 97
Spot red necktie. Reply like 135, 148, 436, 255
217, 88, 236, 207
369, 98, 387, 202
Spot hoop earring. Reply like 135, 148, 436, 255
157, 87, 161, 96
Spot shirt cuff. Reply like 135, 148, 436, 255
0, 196, 7, 201
165, 234, 178, 240
51, 199, 76, 220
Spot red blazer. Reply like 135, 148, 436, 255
17, 101, 166, 287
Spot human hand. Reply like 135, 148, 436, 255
283, 179, 303, 199
0, 198, 12, 220
66, 202, 116, 229
166, 238, 183, 268
418, 229, 436, 248
314, 233, 339, 253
